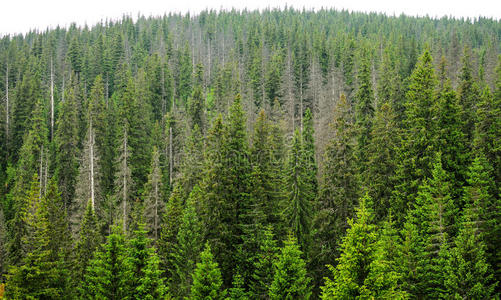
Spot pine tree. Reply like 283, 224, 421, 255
143, 146, 164, 240
392, 49, 438, 224
157, 184, 184, 280
355, 54, 375, 172
362, 215, 408, 299
409, 155, 457, 298
461, 154, 501, 290
172, 186, 203, 298
269, 234, 311, 300
190, 242, 227, 300
365, 102, 399, 221
458, 47, 480, 144
321, 194, 376, 299
6, 175, 66, 299
54, 77, 80, 208
313, 94, 359, 286
285, 128, 313, 252
475, 83, 501, 190
434, 79, 469, 201
446, 190, 497, 299
128, 223, 167, 299
228, 273, 249, 300
73, 200, 101, 294
81, 226, 130, 299
251, 226, 279, 299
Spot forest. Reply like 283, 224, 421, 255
0, 7, 500, 299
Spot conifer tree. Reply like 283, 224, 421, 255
321, 194, 376, 299
143, 146, 164, 240
6, 175, 67, 299
285, 128, 313, 252
365, 102, 399, 221
362, 216, 408, 299
114, 124, 134, 233
301, 108, 317, 204
458, 48, 480, 144
128, 223, 167, 299
475, 83, 501, 190
355, 54, 375, 172
172, 186, 203, 298
74, 200, 101, 294
157, 184, 184, 280
434, 79, 469, 200
190, 242, 227, 300
54, 77, 80, 208
228, 273, 249, 300
81, 226, 130, 299
446, 187, 497, 299
313, 94, 359, 285
392, 49, 438, 224
269, 234, 311, 300
251, 226, 279, 299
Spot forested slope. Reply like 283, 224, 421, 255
0, 8, 500, 299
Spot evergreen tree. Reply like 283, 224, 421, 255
312, 94, 359, 286
143, 146, 164, 240
365, 102, 399, 221
446, 187, 497, 299
172, 186, 203, 298
434, 79, 469, 201
228, 273, 249, 300
321, 194, 376, 299
6, 175, 66, 299
251, 226, 279, 299
457, 48, 480, 144
54, 77, 80, 208
190, 242, 227, 300
355, 54, 375, 172
157, 184, 184, 280
285, 128, 313, 252
128, 223, 167, 299
269, 234, 311, 300
392, 49, 438, 224
81, 226, 130, 299
73, 200, 101, 294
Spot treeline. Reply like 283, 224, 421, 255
0, 8, 500, 299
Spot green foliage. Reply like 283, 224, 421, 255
269, 234, 311, 300
190, 242, 227, 300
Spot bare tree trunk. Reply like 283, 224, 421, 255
39, 145, 44, 199
123, 127, 128, 234
50, 58, 55, 141
90, 120, 95, 211
169, 126, 173, 185
5, 63, 8, 143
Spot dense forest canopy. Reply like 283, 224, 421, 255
0, 7, 500, 299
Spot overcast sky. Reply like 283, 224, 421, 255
1, 0, 500, 35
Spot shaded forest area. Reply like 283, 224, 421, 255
0, 8, 500, 299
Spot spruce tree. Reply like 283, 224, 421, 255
321, 194, 376, 299
269, 234, 311, 300
81, 226, 131, 299
143, 146, 164, 240
6, 175, 66, 299
251, 226, 279, 299
355, 54, 375, 172
172, 186, 203, 298
157, 184, 184, 280
54, 77, 80, 208
313, 94, 359, 286
365, 102, 399, 221
73, 200, 101, 294
285, 128, 313, 252
190, 242, 227, 300
392, 49, 438, 224
457, 47, 480, 144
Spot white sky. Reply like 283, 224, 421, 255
1, 0, 500, 35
